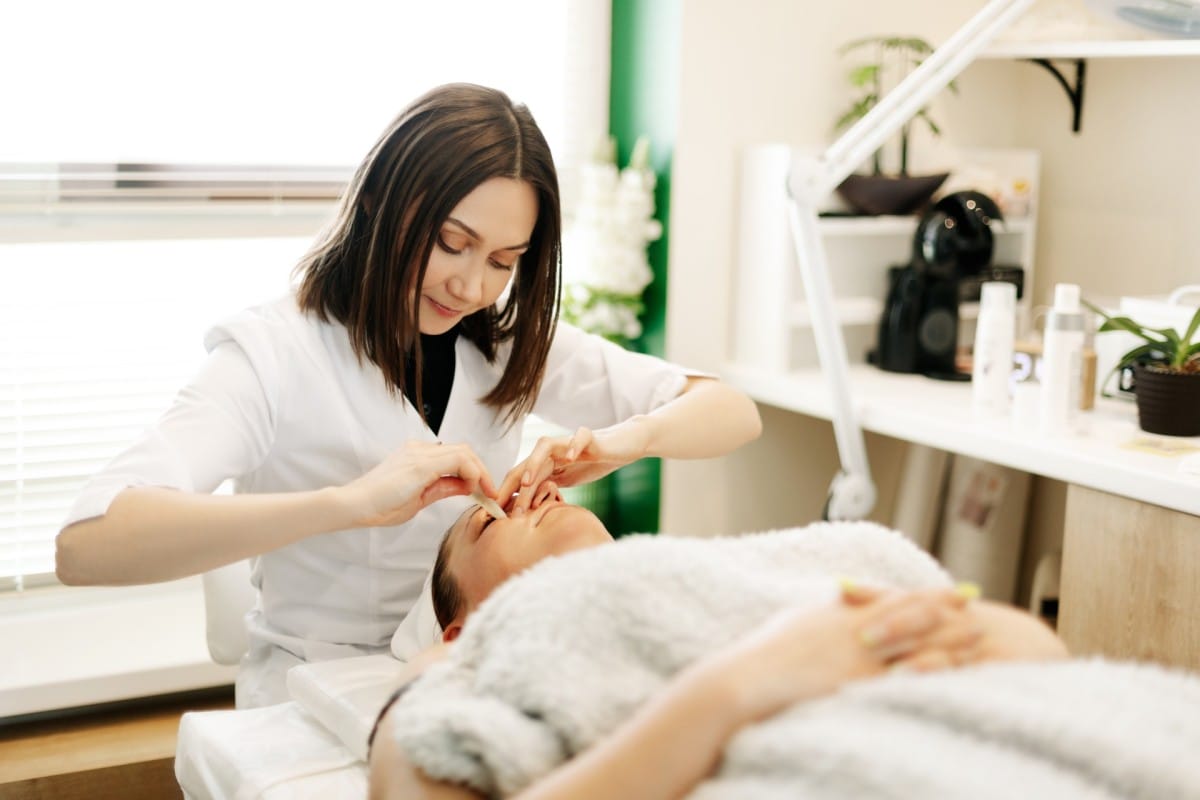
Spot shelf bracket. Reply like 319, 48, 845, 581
1027, 57, 1086, 133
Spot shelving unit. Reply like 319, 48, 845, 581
724, 17, 1200, 667
732, 144, 1039, 375
982, 38, 1200, 58
981, 36, 1200, 131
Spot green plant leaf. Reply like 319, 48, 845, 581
834, 95, 878, 132
1114, 341, 1170, 370
1147, 327, 1182, 362
914, 108, 942, 137
879, 36, 933, 54
848, 64, 879, 87
1096, 314, 1169, 346
1181, 305, 1200, 348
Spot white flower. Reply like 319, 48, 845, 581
561, 144, 661, 342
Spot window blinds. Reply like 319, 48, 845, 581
0, 238, 313, 589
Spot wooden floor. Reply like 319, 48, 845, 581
0, 689, 234, 800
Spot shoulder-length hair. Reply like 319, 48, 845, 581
295, 83, 561, 425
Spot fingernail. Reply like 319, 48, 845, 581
566, 448, 576, 459
859, 623, 887, 648
889, 663, 915, 675
955, 582, 981, 601
837, 576, 857, 593
522, 471, 531, 485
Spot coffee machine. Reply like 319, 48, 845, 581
870, 190, 1016, 379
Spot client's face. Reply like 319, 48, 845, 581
444, 497, 612, 609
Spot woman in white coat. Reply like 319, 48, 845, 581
54, 83, 762, 706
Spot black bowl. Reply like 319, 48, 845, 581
836, 172, 951, 216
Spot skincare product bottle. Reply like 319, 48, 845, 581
1038, 283, 1085, 436
972, 281, 1017, 417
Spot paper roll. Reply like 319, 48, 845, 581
891, 444, 950, 552
934, 455, 1031, 603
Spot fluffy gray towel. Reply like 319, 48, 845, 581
387, 522, 1200, 799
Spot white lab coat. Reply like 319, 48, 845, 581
64, 294, 693, 706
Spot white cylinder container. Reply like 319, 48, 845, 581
972, 282, 1017, 417
1039, 283, 1086, 436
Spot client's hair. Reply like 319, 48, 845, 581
431, 528, 464, 631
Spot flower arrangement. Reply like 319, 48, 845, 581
561, 135, 662, 344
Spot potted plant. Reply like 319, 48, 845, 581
1085, 299, 1200, 437
832, 35, 956, 216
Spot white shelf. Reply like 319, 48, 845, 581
790, 297, 881, 328
722, 362, 1200, 517
982, 38, 1200, 59
818, 215, 1033, 237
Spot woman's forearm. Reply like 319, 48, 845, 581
55, 485, 357, 585
516, 658, 746, 800
625, 377, 762, 460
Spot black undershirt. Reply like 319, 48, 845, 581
402, 329, 457, 435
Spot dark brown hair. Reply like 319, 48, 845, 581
295, 83, 561, 423
431, 526, 465, 631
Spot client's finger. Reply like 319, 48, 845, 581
838, 579, 886, 606
857, 591, 969, 652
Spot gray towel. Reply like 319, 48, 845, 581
387, 522, 1200, 799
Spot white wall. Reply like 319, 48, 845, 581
660, 0, 1199, 539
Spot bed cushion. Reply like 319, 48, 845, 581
175, 701, 366, 800
285, 653, 408, 762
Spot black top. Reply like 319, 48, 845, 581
402, 329, 457, 435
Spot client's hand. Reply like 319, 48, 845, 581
704, 585, 981, 725
845, 583, 1069, 667
499, 423, 650, 514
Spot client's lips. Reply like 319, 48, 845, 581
534, 502, 567, 526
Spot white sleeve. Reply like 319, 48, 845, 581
531, 323, 710, 430
61, 338, 278, 527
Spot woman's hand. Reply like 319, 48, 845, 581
341, 440, 498, 527
709, 585, 981, 725
498, 421, 652, 515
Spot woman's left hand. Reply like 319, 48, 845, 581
498, 421, 652, 515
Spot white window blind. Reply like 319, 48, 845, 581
0, 238, 312, 589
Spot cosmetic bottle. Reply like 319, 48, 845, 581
971, 282, 1017, 417
1038, 283, 1085, 436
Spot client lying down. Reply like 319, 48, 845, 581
370, 488, 1200, 799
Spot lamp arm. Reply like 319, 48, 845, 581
799, 0, 1037, 198
785, 0, 1034, 521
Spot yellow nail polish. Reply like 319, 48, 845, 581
955, 582, 981, 600
837, 576, 857, 593
859, 623, 887, 648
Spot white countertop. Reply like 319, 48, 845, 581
723, 364, 1200, 517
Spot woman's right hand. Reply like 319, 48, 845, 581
340, 440, 498, 528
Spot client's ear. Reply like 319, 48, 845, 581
442, 622, 464, 643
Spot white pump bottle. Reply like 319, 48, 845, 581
1038, 283, 1085, 436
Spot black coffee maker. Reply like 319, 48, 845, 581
870, 190, 1006, 380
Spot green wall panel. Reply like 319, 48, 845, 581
607, 0, 681, 535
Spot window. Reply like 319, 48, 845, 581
0, 0, 611, 592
